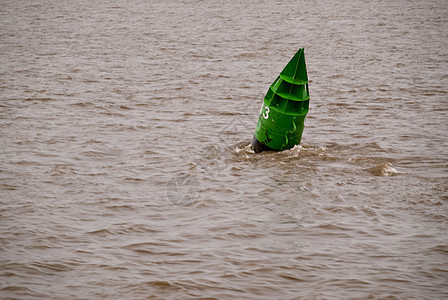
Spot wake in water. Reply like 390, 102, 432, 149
230, 141, 398, 177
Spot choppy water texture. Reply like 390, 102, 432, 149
1, 0, 447, 299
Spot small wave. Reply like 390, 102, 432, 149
30, 262, 73, 273
365, 162, 398, 176
233, 142, 252, 153
86, 228, 115, 235
0, 285, 48, 298
24, 97, 54, 102
430, 244, 448, 254
232, 142, 332, 161
81, 150, 120, 157
70, 101, 95, 107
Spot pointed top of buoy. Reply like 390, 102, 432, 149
279, 48, 308, 85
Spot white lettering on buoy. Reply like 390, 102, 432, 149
263, 106, 270, 119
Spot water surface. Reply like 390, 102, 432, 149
1, 0, 447, 299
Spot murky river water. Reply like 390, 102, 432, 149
1, 0, 447, 299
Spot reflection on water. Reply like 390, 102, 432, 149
1, 0, 447, 299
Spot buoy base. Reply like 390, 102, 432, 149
252, 136, 274, 153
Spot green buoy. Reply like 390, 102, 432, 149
252, 48, 310, 153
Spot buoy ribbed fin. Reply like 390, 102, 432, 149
279, 48, 308, 85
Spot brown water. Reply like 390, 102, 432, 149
1, 0, 447, 299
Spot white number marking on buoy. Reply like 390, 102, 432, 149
263, 106, 270, 119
